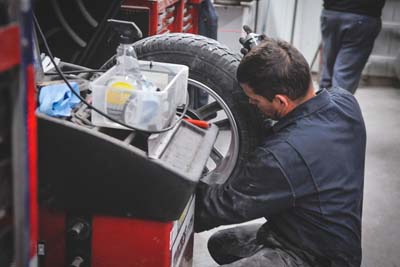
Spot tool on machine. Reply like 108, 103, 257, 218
239, 25, 267, 55
183, 118, 209, 129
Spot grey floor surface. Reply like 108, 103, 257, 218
193, 86, 400, 267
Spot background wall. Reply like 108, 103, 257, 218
217, 0, 400, 79
364, 0, 400, 79
257, 0, 322, 72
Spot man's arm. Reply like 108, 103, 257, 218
195, 146, 295, 232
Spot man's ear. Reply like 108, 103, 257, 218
274, 94, 290, 107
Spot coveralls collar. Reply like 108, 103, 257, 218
273, 89, 331, 132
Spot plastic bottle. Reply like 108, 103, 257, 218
105, 19, 158, 124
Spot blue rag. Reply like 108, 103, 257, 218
38, 82, 81, 117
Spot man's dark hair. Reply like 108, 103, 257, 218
237, 39, 311, 101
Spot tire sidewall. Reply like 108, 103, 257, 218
134, 34, 264, 181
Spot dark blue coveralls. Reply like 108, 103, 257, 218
195, 87, 367, 267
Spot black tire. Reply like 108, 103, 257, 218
133, 33, 264, 183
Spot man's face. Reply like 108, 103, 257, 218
241, 83, 282, 120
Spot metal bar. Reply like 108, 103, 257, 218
124, 132, 136, 144
210, 146, 224, 165
195, 101, 221, 120
290, 0, 298, 45
213, 118, 230, 130
13, 1, 38, 266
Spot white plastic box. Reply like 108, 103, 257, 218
90, 60, 189, 131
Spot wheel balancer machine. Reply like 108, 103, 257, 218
38, 113, 217, 267
36, 20, 218, 267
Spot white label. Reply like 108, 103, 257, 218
170, 196, 195, 267
38, 243, 45, 256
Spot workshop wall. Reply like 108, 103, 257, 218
364, 0, 400, 80
259, 0, 400, 79
216, 0, 399, 79
258, 0, 322, 72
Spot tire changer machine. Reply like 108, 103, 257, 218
36, 20, 218, 267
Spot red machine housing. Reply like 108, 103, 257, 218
0, 25, 21, 73
39, 197, 195, 267
36, 105, 218, 267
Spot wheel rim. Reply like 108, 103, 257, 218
187, 78, 240, 183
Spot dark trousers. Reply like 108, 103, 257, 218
193, 0, 218, 108
320, 9, 381, 94
199, 0, 218, 40
207, 224, 312, 267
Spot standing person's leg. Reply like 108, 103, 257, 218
319, 9, 343, 90
199, 0, 218, 40
196, 0, 218, 107
332, 14, 381, 93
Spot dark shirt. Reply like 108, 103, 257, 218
323, 0, 386, 18
195, 87, 366, 267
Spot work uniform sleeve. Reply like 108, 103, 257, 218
194, 146, 295, 232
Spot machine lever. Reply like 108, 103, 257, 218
184, 118, 209, 129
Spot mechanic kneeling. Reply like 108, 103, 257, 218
194, 39, 366, 267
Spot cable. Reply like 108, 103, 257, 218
99, 55, 116, 70
59, 61, 93, 71
33, 13, 189, 134
77, 1, 124, 66
75, 0, 98, 28
45, 70, 106, 75
51, 0, 87, 48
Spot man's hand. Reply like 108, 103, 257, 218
239, 25, 267, 55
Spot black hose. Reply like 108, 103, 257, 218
51, 0, 87, 48
45, 69, 105, 75
43, 27, 62, 41
75, 0, 98, 27
77, 1, 124, 65
99, 55, 116, 70
59, 62, 93, 72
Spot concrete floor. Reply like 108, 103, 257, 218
193, 85, 400, 267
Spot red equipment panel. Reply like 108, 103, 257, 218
38, 197, 195, 267
0, 24, 21, 72
38, 209, 66, 267
122, 0, 202, 35
92, 217, 172, 267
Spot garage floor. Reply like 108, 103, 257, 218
193, 85, 400, 267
